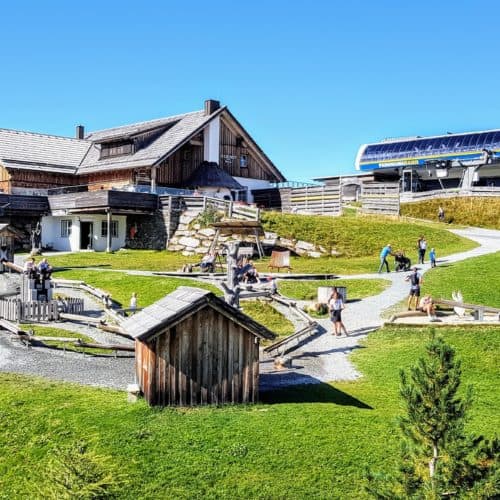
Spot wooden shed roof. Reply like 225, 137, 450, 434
211, 219, 265, 235
122, 286, 276, 342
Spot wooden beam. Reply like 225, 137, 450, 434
106, 209, 112, 253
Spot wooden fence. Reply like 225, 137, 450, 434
0, 299, 59, 322
401, 186, 500, 203
279, 184, 341, 215
361, 182, 400, 215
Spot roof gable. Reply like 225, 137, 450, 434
78, 109, 221, 173
122, 286, 276, 341
220, 109, 286, 182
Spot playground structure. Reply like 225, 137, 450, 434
220, 240, 320, 359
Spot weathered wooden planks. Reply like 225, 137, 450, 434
137, 306, 260, 406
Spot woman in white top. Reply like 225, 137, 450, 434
328, 288, 348, 336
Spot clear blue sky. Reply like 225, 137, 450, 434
1, 1, 499, 182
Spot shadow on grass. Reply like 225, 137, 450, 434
53, 264, 112, 271
260, 378, 372, 408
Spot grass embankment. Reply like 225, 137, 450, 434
53, 269, 221, 308
46, 214, 477, 275
240, 301, 295, 339
0, 326, 497, 498
424, 251, 500, 307
278, 278, 389, 301
400, 197, 500, 229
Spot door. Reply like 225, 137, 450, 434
80, 221, 94, 250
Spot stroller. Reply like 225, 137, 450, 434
394, 251, 411, 272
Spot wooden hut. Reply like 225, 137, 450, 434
122, 286, 276, 406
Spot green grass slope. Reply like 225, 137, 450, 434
401, 197, 500, 229
45, 213, 477, 275
0, 326, 497, 498
423, 251, 500, 307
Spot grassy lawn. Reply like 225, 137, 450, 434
43, 215, 477, 275
260, 211, 477, 258
53, 269, 221, 308
423, 251, 500, 307
278, 278, 389, 301
240, 300, 295, 339
0, 325, 497, 498
49, 249, 194, 272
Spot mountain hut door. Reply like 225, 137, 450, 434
80, 221, 94, 250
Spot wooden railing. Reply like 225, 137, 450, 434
160, 195, 260, 221
401, 186, 500, 203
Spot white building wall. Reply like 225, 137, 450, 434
232, 177, 273, 203
203, 117, 220, 163
41, 215, 127, 252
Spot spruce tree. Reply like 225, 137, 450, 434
366, 332, 499, 498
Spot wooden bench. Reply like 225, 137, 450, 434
434, 299, 500, 321
268, 250, 292, 272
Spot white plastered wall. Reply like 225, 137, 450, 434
41, 215, 127, 252
203, 116, 220, 163
232, 177, 273, 203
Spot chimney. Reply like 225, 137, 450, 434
76, 125, 85, 139
204, 99, 220, 116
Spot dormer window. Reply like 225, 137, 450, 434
100, 140, 134, 159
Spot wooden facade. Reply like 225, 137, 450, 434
0, 166, 76, 194
218, 116, 275, 181
124, 287, 275, 407
135, 307, 260, 406
82, 170, 134, 191
361, 182, 400, 215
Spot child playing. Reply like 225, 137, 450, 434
429, 248, 436, 268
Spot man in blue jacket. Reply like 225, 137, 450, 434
378, 244, 393, 273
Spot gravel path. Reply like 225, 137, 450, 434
260, 227, 500, 390
2, 227, 498, 392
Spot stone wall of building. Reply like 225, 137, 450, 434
125, 213, 167, 250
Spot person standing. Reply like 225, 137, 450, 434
328, 287, 348, 336
429, 248, 437, 268
417, 235, 427, 264
130, 292, 137, 312
405, 267, 422, 310
438, 206, 445, 222
378, 244, 393, 273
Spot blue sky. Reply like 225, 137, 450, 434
1, 1, 499, 181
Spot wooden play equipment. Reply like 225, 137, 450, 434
433, 298, 500, 321
268, 250, 292, 272
209, 220, 265, 258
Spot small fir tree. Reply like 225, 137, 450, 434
366, 332, 499, 498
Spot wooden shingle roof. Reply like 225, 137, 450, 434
186, 161, 244, 190
122, 286, 276, 342
0, 128, 90, 172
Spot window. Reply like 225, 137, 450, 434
60, 219, 72, 238
240, 155, 248, 168
101, 220, 119, 238
100, 141, 134, 159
